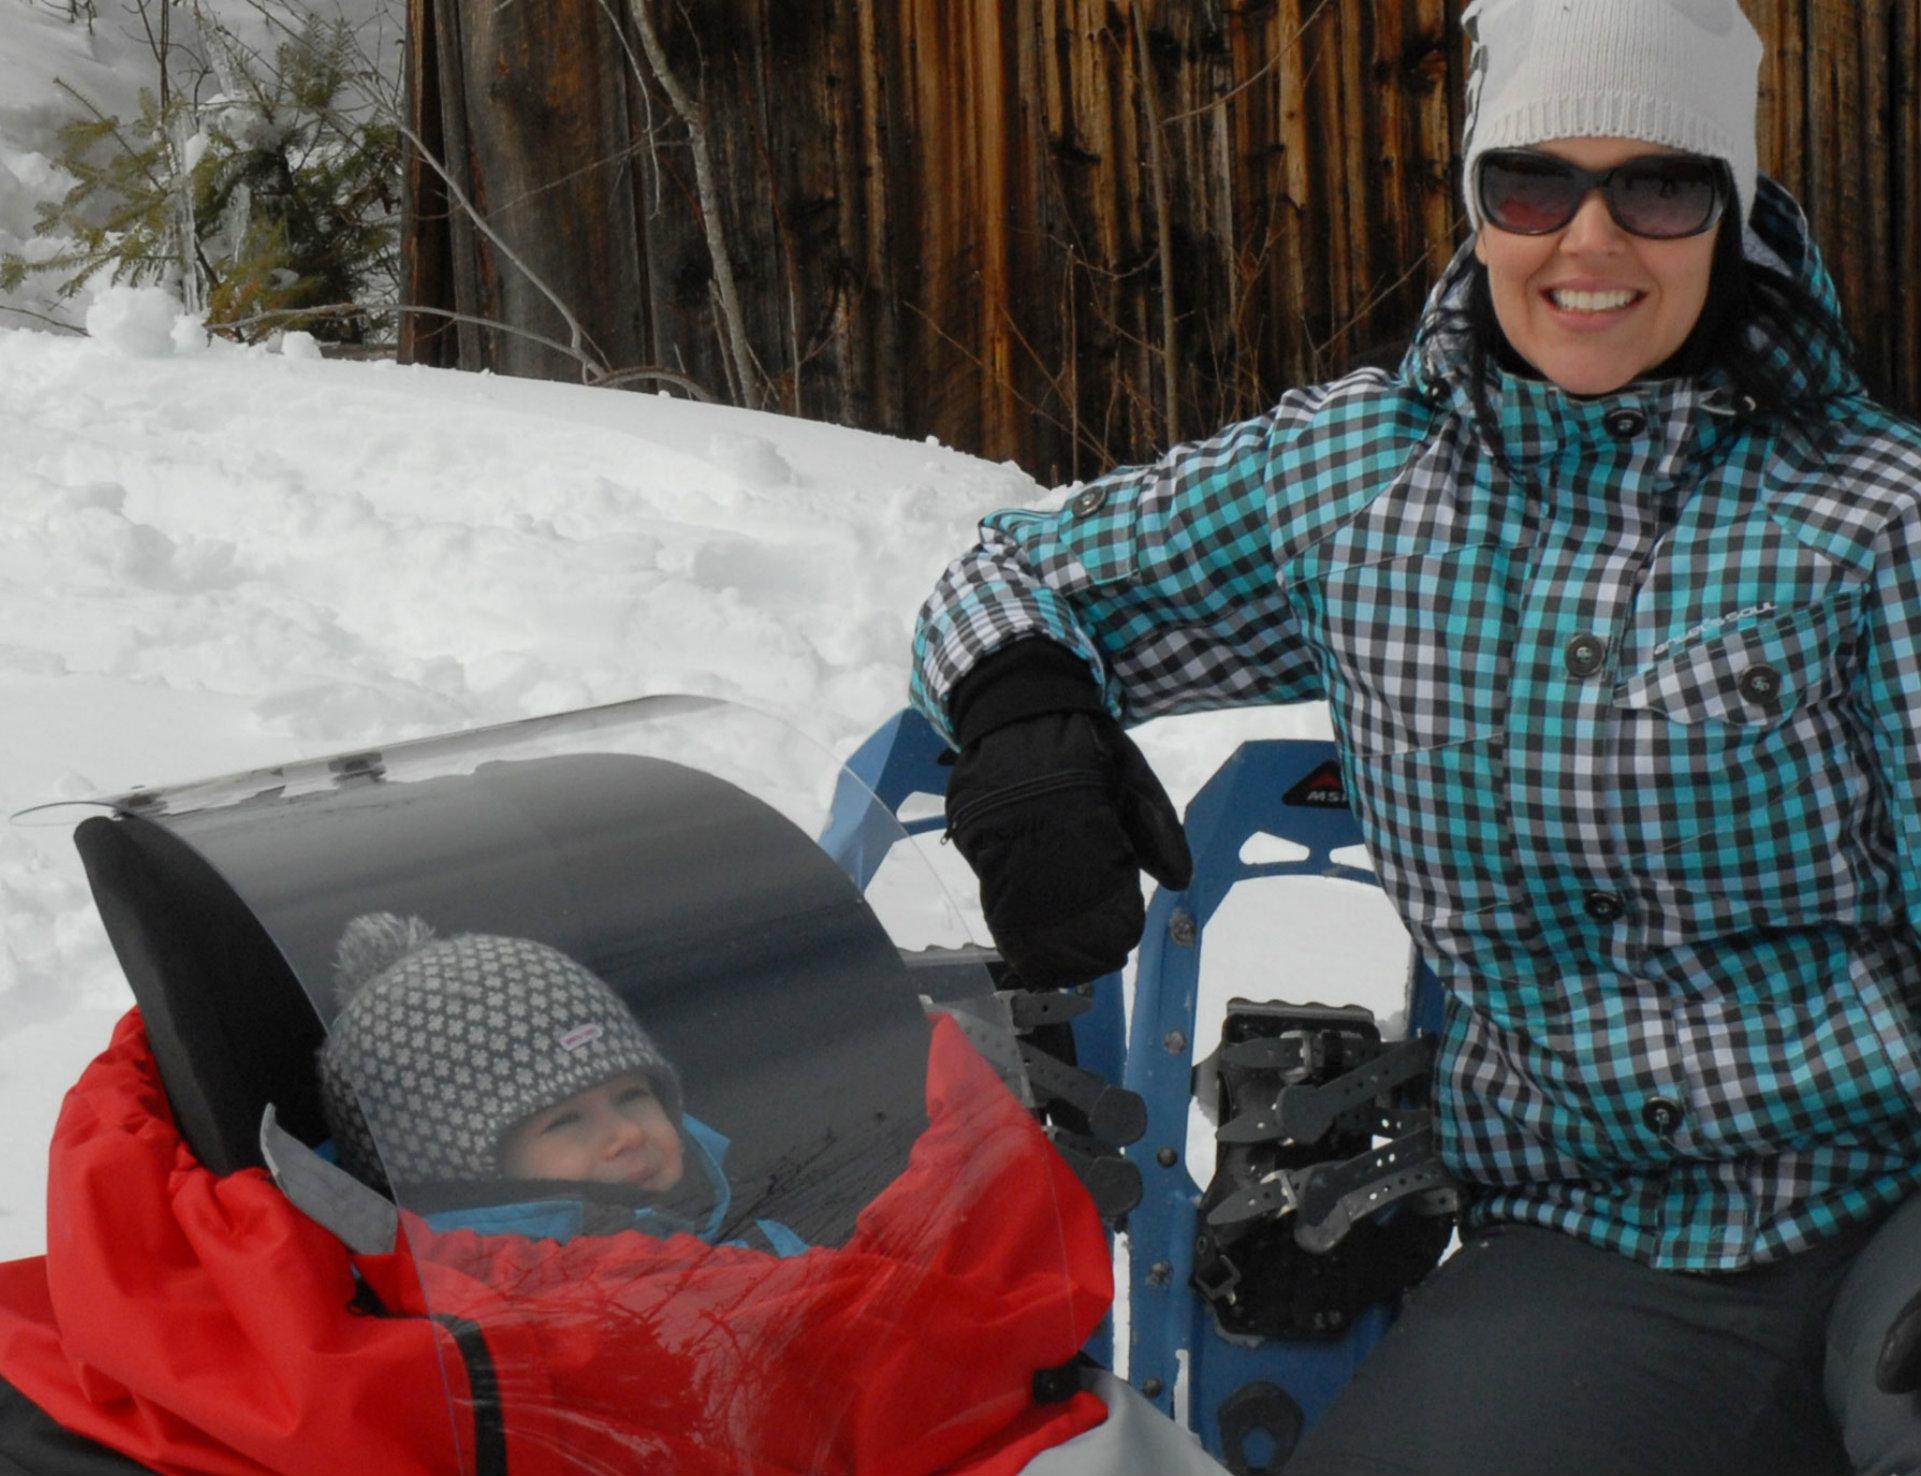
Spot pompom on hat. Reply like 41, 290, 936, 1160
315, 913, 682, 1190
1461, 0, 1764, 228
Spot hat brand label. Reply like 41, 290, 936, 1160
559, 1024, 604, 1052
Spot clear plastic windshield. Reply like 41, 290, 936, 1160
79, 698, 1107, 1474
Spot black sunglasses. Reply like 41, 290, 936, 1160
1475, 149, 1730, 240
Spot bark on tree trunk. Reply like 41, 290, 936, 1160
403, 0, 1921, 476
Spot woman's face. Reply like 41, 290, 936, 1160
1474, 136, 1720, 396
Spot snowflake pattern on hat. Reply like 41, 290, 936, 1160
315, 914, 681, 1189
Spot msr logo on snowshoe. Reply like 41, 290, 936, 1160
1282, 760, 1348, 809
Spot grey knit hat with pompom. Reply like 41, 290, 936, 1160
315, 913, 682, 1189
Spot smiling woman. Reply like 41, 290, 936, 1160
1472, 139, 1723, 396
908, 0, 1921, 1469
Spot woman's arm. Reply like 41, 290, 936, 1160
910, 387, 1349, 744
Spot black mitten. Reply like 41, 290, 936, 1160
945, 656, 1192, 986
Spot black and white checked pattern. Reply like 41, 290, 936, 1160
911, 177, 1921, 1269
316, 917, 680, 1189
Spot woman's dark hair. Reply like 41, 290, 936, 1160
1454, 197, 1862, 450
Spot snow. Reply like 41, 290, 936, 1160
0, 5, 1409, 1264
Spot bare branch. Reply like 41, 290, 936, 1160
211, 300, 714, 400
1131, 0, 1179, 445
0, 304, 89, 335
387, 117, 608, 376
1159, 0, 1335, 126
588, 363, 715, 399
627, 0, 764, 409
213, 299, 587, 369
900, 299, 1112, 469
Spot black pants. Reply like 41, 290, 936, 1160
1283, 1197, 1921, 1476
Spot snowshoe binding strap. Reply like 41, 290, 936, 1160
931, 988, 1147, 1222
1250, 1034, 1435, 1147
1191, 1001, 1457, 1339
1206, 1123, 1461, 1252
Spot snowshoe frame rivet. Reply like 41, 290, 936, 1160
1170, 910, 1197, 946
1148, 1260, 1172, 1286
1157, 1146, 1179, 1167
1164, 1030, 1188, 1054
1141, 1377, 1165, 1398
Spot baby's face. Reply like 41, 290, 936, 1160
499, 1070, 685, 1190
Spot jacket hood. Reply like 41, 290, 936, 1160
1402, 175, 1861, 471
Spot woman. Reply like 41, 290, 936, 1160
909, 0, 1921, 1470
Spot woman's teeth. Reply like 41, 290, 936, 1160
1550, 288, 1638, 313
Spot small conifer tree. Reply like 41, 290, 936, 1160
1, 14, 401, 344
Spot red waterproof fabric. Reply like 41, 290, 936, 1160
0, 1009, 1111, 1475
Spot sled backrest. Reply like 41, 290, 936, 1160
74, 748, 934, 1243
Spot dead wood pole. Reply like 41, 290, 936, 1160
1131, 0, 1181, 446
628, 0, 765, 411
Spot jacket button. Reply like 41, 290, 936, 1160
1642, 1097, 1683, 1136
1738, 663, 1783, 709
1565, 634, 1607, 677
1583, 891, 1624, 922
1071, 486, 1107, 516
1605, 409, 1646, 439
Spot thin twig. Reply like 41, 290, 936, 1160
1312, 248, 1435, 364
387, 117, 608, 376
994, 299, 1115, 468
215, 300, 581, 367
1131, 0, 1179, 446
0, 304, 89, 335
588, 362, 715, 399
900, 298, 1110, 468
212, 299, 715, 399
1160, 0, 1335, 126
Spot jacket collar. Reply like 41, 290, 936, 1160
423, 1113, 735, 1242
1402, 176, 1859, 479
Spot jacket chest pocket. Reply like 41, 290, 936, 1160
1309, 541, 1518, 757
1613, 594, 1859, 728
1610, 593, 1865, 908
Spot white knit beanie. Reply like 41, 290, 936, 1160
1461, 0, 1764, 227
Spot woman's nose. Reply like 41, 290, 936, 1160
1558, 190, 1627, 253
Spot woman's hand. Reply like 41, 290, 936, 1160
945, 708, 1192, 986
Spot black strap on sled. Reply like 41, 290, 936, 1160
917, 947, 1148, 1224
1191, 1001, 1458, 1340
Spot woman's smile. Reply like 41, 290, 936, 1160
1476, 137, 1719, 395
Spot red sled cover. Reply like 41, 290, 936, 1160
0, 1010, 1111, 1475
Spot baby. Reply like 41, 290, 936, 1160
313, 913, 786, 1245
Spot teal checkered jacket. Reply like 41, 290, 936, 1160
911, 178, 1921, 1272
